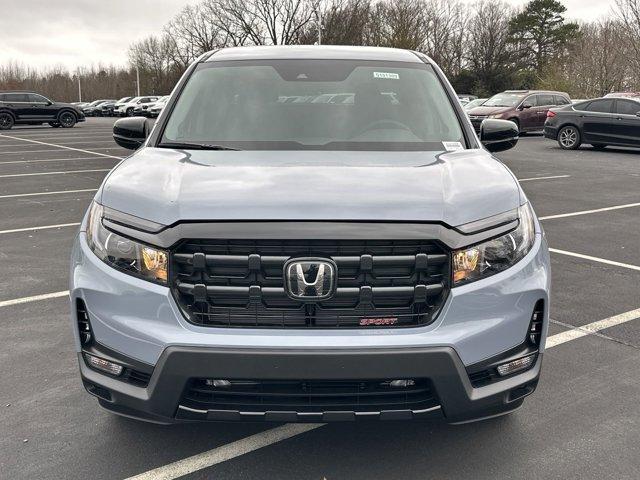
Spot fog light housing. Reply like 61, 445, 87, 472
84, 353, 124, 376
496, 354, 536, 377
206, 379, 231, 388
389, 379, 416, 388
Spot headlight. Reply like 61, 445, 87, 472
86, 202, 168, 284
453, 203, 535, 285
488, 113, 503, 119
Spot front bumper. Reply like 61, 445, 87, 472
543, 125, 558, 140
71, 229, 550, 423
80, 345, 542, 424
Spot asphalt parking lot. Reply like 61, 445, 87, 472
1, 118, 639, 480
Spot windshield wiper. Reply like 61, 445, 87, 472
157, 142, 240, 151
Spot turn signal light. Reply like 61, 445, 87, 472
84, 353, 124, 376
496, 354, 536, 377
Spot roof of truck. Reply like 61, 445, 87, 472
205, 45, 424, 63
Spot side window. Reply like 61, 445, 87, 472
615, 100, 640, 116
5, 93, 30, 102
584, 99, 614, 113
0, 94, 5, 102
554, 96, 570, 105
29, 94, 49, 103
538, 94, 554, 106
523, 95, 538, 107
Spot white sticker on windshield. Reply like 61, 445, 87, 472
443, 141, 464, 152
373, 72, 399, 80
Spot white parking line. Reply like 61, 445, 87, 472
125, 424, 324, 480
0, 189, 97, 199
539, 202, 640, 220
0, 140, 117, 147
0, 169, 110, 178
0, 133, 124, 159
0, 223, 80, 235
549, 248, 640, 272
0, 147, 123, 155
120, 307, 640, 480
518, 175, 571, 182
546, 308, 640, 348
0, 156, 115, 165
0, 291, 69, 308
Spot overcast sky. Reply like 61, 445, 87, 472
0, 0, 619, 71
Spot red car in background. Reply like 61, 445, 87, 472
467, 90, 571, 134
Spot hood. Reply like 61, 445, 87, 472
99, 148, 521, 228
467, 106, 513, 116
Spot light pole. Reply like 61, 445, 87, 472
135, 65, 141, 97
76, 68, 82, 102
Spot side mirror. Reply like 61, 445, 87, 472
480, 119, 519, 153
636, 111, 640, 117
519, 102, 533, 110
113, 117, 151, 150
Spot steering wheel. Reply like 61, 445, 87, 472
352, 119, 412, 138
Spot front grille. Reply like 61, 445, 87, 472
180, 378, 438, 414
170, 239, 450, 328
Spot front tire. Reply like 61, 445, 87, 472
558, 126, 581, 150
59, 111, 77, 128
0, 112, 14, 130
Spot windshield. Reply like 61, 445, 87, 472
483, 93, 526, 108
117, 97, 131, 103
161, 60, 465, 151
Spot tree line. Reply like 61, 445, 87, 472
1, 0, 639, 102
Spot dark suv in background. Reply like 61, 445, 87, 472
0, 91, 85, 129
467, 90, 571, 133
544, 97, 640, 150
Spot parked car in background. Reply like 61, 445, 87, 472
147, 96, 169, 118
132, 96, 165, 117
72, 101, 90, 109
0, 91, 85, 129
114, 96, 159, 117
544, 97, 640, 150
101, 97, 133, 117
467, 90, 571, 133
604, 92, 640, 99
83, 100, 115, 117
463, 98, 487, 111
457, 94, 477, 106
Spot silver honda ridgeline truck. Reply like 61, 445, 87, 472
70, 46, 550, 424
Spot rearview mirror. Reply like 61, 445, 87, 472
113, 117, 152, 150
480, 119, 519, 153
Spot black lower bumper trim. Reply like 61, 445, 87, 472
79, 346, 542, 424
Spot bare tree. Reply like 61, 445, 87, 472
203, 0, 316, 46
616, 0, 640, 78
464, 1, 518, 95
299, 0, 373, 46
422, 0, 467, 78
164, 3, 228, 67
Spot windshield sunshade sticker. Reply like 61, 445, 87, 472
442, 141, 464, 152
373, 72, 399, 80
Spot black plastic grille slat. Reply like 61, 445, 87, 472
171, 239, 450, 328
181, 379, 438, 413
121, 369, 152, 388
